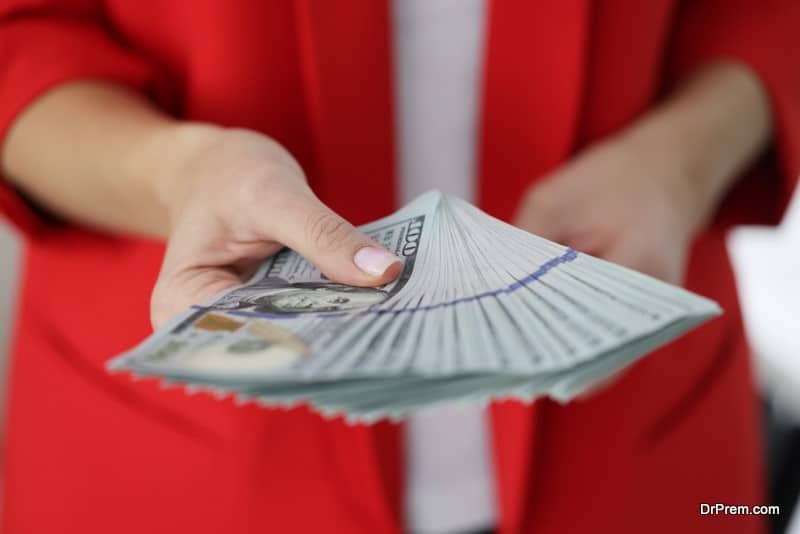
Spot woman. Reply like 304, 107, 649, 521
0, 1, 798, 533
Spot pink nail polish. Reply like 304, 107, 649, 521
353, 246, 401, 276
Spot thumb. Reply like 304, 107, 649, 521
266, 191, 402, 287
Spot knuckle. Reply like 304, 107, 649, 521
235, 168, 279, 207
305, 210, 352, 252
522, 188, 554, 218
150, 293, 168, 329
235, 166, 311, 221
150, 274, 181, 329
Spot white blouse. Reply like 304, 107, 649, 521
391, 0, 497, 532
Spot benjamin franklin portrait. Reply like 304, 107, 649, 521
213, 280, 389, 315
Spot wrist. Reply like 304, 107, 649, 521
616, 114, 712, 237
618, 62, 772, 237
132, 121, 226, 237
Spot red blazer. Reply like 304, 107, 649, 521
1, 1, 799, 533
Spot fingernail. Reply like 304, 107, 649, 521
353, 246, 401, 276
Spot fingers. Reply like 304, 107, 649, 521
261, 190, 402, 287
514, 185, 568, 242
151, 265, 242, 329
603, 238, 685, 285
151, 178, 402, 330
152, 228, 284, 329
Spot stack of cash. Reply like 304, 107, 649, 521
109, 191, 721, 422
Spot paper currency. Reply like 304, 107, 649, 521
109, 191, 721, 422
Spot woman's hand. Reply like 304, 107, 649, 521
149, 126, 401, 328
515, 135, 701, 398
516, 62, 772, 287
515, 62, 772, 397
515, 135, 699, 285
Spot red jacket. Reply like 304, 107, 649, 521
1, 1, 799, 533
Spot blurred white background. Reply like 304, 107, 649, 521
729, 191, 800, 422
0, 223, 20, 403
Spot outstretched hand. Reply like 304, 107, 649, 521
150, 127, 401, 328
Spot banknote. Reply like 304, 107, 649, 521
109, 191, 721, 422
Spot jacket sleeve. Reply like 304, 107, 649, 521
667, 0, 800, 226
0, 0, 161, 238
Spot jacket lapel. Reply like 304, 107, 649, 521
482, 1, 590, 532
293, 0, 397, 224
478, 0, 590, 222
491, 400, 541, 534
294, 2, 403, 532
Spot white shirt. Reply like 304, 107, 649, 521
391, 1, 497, 532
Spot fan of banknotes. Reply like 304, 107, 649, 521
109, 191, 721, 422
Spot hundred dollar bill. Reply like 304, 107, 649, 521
109, 191, 721, 422
110, 191, 439, 384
